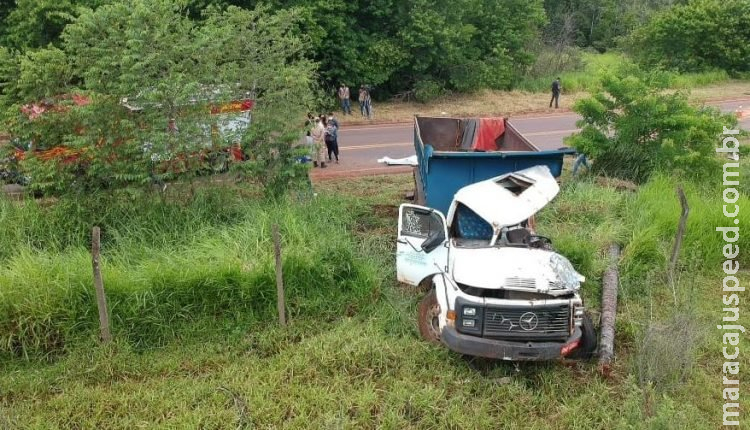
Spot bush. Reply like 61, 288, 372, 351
3, 1, 316, 198
628, 0, 750, 74
413, 80, 446, 103
566, 65, 737, 183
636, 314, 701, 390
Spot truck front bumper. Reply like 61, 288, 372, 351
441, 326, 582, 361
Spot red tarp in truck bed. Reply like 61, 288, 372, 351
474, 117, 506, 151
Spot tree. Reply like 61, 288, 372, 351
231, 0, 546, 97
628, 0, 750, 73
566, 65, 736, 183
542, 0, 682, 52
4, 0, 316, 196
0, 0, 549, 98
0, 0, 108, 50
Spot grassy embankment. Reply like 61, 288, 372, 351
339, 52, 750, 124
1, 152, 749, 428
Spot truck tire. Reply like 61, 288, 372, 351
569, 312, 597, 359
417, 289, 441, 344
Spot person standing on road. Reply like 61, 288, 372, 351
327, 111, 339, 129
324, 117, 339, 163
359, 85, 373, 119
550, 77, 561, 109
359, 86, 368, 117
310, 117, 326, 168
328, 111, 340, 155
364, 86, 373, 119
338, 84, 351, 115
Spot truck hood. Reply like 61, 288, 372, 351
447, 165, 559, 230
450, 246, 584, 294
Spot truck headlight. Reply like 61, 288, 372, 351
550, 253, 585, 291
456, 298, 483, 335
574, 305, 584, 326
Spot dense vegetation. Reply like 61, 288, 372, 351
1, 0, 315, 197
627, 0, 750, 74
567, 65, 737, 183
1, 0, 747, 103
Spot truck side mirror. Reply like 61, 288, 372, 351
421, 229, 446, 253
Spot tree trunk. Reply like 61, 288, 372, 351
599, 243, 621, 366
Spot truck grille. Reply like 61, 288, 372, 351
503, 277, 537, 289
483, 304, 570, 340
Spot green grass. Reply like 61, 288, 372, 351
517, 52, 733, 94
517, 52, 623, 93
0, 187, 382, 359
1, 165, 748, 428
2, 316, 729, 429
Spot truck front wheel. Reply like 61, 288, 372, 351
417, 289, 441, 344
569, 312, 597, 359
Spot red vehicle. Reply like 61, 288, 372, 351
9, 93, 254, 176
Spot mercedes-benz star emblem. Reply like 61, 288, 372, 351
519, 312, 539, 331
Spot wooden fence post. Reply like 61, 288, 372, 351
272, 224, 287, 326
668, 186, 689, 302
91, 226, 112, 343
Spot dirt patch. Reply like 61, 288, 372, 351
595, 177, 638, 192
310, 166, 412, 181
336, 84, 750, 126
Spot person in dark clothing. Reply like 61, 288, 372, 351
327, 111, 339, 129
324, 119, 339, 163
550, 77, 561, 108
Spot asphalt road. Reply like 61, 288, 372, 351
312, 98, 750, 178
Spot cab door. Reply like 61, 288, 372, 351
396, 204, 449, 286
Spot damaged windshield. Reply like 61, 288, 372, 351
451, 203, 534, 248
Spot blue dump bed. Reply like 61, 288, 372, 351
414, 116, 575, 215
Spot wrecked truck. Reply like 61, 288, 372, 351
398, 166, 596, 360
398, 117, 594, 361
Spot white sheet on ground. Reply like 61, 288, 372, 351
377, 155, 418, 166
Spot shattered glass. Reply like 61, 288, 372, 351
549, 253, 584, 291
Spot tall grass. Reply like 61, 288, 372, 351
516, 52, 624, 93
621, 175, 749, 284
669, 69, 731, 89
517, 52, 732, 93
0, 187, 250, 260
0, 191, 382, 359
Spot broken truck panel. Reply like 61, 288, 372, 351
449, 247, 583, 294
447, 165, 560, 231
396, 204, 449, 287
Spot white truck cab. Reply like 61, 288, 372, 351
397, 165, 596, 361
